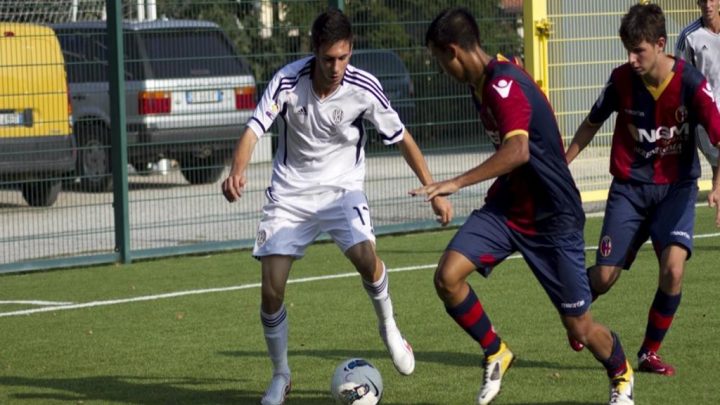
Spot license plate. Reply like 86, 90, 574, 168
0, 112, 23, 126
186, 90, 221, 104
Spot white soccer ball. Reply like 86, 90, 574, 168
330, 358, 384, 405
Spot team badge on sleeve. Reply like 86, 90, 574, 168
599, 235, 612, 257
492, 79, 513, 99
266, 102, 280, 120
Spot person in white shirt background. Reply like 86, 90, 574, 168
677, 0, 720, 183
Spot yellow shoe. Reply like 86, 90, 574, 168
477, 341, 515, 405
609, 361, 634, 405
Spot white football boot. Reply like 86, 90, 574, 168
608, 362, 634, 405
260, 373, 291, 405
380, 324, 415, 375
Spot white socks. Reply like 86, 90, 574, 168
261, 304, 290, 376
362, 262, 397, 329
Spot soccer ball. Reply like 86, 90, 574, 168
330, 358, 383, 405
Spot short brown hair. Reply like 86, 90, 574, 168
619, 3, 667, 49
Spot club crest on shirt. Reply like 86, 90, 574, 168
332, 108, 344, 124
675, 105, 688, 124
599, 235, 612, 257
256, 229, 267, 247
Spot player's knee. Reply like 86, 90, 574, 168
433, 266, 460, 298
353, 258, 376, 277
345, 242, 377, 277
563, 315, 592, 345
660, 264, 684, 292
567, 323, 592, 345
588, 265, 619, 295
591, 280, 612, 296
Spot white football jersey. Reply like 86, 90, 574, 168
676, 18, 720, 166
246, 56, 405, 195
676, 18, 720, 104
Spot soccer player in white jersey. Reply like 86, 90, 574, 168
221, 9, 452, 405
676, 0, 720, 182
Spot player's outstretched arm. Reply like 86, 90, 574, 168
222, 127, 258, 202
410, 134, 529, 200
397, 129, 453, 225
566, 117, 602, 164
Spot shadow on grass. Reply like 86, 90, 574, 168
219, 348, 597, 372
511, 402, 597, 405
0, 374, 448, 404
0, 375, 330, 404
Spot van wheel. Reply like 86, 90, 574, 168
77, 122, 113, 192
179, 154, 225, 184
21, 180, 62, 207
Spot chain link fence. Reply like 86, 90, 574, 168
547, 0, 704, 199
0, 0, 704, 272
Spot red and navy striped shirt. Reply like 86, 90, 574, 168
588, 58, 720, 184
471, 55, 584, 236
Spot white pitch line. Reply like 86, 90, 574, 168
0, 300, 74, 306
0, 272, 381, 318
1, 231, 718, 319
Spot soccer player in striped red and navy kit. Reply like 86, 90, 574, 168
418, 7, 634, 405
566, 3, 720, 378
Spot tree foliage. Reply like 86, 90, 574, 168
152, 0, 521, 147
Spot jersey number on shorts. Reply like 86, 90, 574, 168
352, 205, 373, 230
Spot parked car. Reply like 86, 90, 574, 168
0, 22, 75, 207
51, 19, 257, 191
350, 49, 416, 125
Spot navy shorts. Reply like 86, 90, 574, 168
447, 208, 591, 316
596, 179, 697, 269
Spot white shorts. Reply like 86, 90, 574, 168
252, 188, 376, 258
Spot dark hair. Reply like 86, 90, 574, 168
425, 7, 481, 51
311, 8, 353, 52
619, 3, 667, 49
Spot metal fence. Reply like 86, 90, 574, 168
544, 0, 706, 201
0, 0, 708, 273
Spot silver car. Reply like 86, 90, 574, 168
52, 19, 257, 191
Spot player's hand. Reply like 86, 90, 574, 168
409, 180, 459, 201
430, 196, 453, 226
221, 172, 247, 202
709, 186, 720, 227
